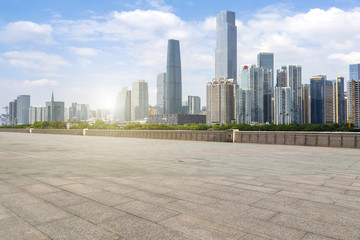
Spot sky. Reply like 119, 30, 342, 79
1, 0, 360, 114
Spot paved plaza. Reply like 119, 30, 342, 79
1, 132, 360, 240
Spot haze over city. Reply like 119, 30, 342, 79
1, 0, 360, 112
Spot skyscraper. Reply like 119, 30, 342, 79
164, 39, 182, 114
131, 80, 149, 121
9, 99, 17, 125
16, 95, 30, 125
215, 10, 237, 80
274, 87, 291, 125
156, 72, 166, 114
249, 66, 265, 123
302, 84, 311, 124
286, 65, 302, 124
348, 63, 360, 127
188, 96, 201, 114
206, 78, 235, 124
45, 92, 64, 121
258, 53, 274, 123
310, 75, 333, 124
114, 88, 131, 122
333, 77, 346, 123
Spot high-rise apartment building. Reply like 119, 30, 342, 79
165, 39, 182, 114
16, 95, 30, 125
45, 92, 64, 122
69, 103, 89, 122
206, 78, 235, 124
131, 80, 149, 121
215, 10, 237, 81
348, 63, 360, 127
114, 87, 131, 122
156, 73, 166, 114
274, 87, 291, 125
274, 66, 302, 124
29, 106, 45, 124
302, 84, 311, 124
188, 96, 201, 114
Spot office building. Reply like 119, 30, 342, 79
156, 73, 166, 114
237, 89, 251, 124
215, 10, 237, 80
9, 99, 17, 125
348, 64, 360, 127
16, 95, 30, 125
310, 75, 327, 124
182, 100, 189, 114
206, 78, 235, 124
164, 39, 182, 114
333, 77, 346, 123
131, 80, 149, 121
302, 84, 311, 124
188, 96, 201, 114
114, 87, 131, 122
258, 53, 274, 123
45, 92, 65, 121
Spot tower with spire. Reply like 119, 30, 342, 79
45, 91, 65, 121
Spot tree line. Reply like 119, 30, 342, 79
1, 120, 359, 132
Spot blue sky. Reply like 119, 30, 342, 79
1, 0, 360, 113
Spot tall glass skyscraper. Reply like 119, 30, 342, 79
215, 10, 237, 81
165, 39, 182, 114
348, 63, 360, 127
350, 63, 360, 81
16, 95, 30, 125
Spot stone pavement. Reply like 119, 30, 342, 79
0, 132, 360, 240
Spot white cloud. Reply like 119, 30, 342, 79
0, 21, 53, 44
2, 51, 69, 71
69, 47, 100, 56
22, 79, 59, 87
328, 52, 360, 63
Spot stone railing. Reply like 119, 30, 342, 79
233, 131, 360, 148
1, 128, 359, 148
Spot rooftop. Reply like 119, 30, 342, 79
1, 132, 360, 240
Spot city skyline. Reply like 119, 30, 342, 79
1, 1, 360, 114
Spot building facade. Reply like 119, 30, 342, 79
310, 75, 326, 124
156, 72, 166, 114
16, 95, 30, 125
302, 84, 311, 124
348, 64, 360, 127
333, 77, 346, 123
45, 92, 64, 122
188, 96, 201, 114
258, 53, 274, 123
114, 87, 131, 122
131, 80, 149, 121
215, 10, 237, 81
274, 87, 291, 125
165, 39, 182, 114
206, 78, 235, 124
8, 99, 17, 125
